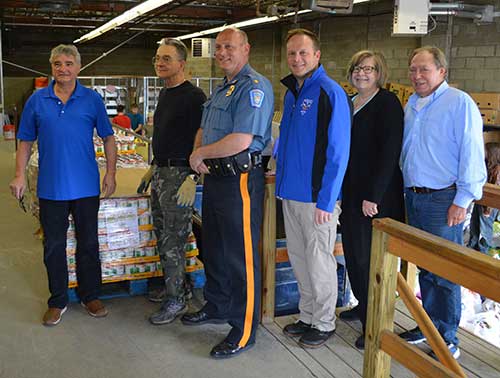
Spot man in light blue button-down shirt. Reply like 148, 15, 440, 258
399, 46, 486, 359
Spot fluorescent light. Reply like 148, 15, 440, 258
176, 10, 312, 40
175, 0, 371, 40
74, 0, 174, 43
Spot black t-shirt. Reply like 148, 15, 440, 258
152, 81, 207, 163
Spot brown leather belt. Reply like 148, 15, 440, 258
407, 184, 456, 194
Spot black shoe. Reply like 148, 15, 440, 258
180, 310, 227, 326
299, 327, 336, 348
339, 306, 360, 321
210, 340, 255, 359
399, 327, 426, 344
283, 320, 311, 337
355, 334, 365, 350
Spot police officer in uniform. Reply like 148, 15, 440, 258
181, 27, 274, 359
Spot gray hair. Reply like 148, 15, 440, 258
49, 44, 81, 65
159, 38, 188, 61
408, 45, 448, 70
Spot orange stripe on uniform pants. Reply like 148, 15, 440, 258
239, 172, 254, 348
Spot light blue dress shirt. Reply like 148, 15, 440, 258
401, 81, 486, 208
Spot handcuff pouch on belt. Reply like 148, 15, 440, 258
204, 149, 262, 177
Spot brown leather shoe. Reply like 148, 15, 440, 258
42, 306, 67, 326
81, 299, 108, 318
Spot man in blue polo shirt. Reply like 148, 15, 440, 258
9, 44, 117, 327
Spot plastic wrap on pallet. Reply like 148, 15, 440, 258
67, 196, 157, 285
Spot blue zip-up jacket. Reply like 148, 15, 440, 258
275, 65, 351, 213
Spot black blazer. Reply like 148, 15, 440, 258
342, 88, 405, 220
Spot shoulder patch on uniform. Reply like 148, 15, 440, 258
249, 89, 265, 108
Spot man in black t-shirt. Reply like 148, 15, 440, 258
138, 38, 206, 325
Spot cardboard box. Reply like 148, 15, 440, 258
470, 93, 500, 110
339, 81, 357, 96
386, 82, 405, 104
402, 85, 415, 106
480, 109, 499, 125
483, 131, 500, 144
99, 167, 148, 197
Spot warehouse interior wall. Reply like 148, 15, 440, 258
3, 0, 500, 110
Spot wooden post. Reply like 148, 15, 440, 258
261, 176, 276, 323
363, 227, 398, 378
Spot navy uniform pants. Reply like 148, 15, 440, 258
201, 168, 264, 347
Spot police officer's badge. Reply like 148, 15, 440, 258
226, 85, 235, 97
249, 89, 264, 108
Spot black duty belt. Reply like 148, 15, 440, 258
156, 159, 190, 168
408, 184, 456, 194
204, 150, 262, 177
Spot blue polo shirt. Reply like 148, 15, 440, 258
17, 80, 114, 200
201, 64, 273, 152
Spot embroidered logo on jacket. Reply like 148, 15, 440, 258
300, 99, 313, 115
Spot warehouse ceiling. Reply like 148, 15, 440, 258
0, 0, 307, 40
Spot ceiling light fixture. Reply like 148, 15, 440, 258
74, 0, 174, 44
175, 0, 371, 40
176, 9, 312, 40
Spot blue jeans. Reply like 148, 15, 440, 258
405, 188, 462, 346
467, 204, 498, 254
39, 196, 101, 308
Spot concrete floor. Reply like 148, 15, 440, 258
0, 140, 314, 378
2, 138, 499, 378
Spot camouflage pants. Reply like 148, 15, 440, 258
151, 166, 192, 302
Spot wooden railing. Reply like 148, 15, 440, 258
365, 183, 500, 378
261, 175, 277, 323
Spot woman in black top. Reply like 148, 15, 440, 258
339, 50, 405, 349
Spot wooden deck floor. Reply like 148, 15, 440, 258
262, 300, 500, 378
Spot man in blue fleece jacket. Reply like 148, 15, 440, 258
276, 28, 351, 348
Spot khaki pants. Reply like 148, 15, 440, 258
282, 200, 341, 332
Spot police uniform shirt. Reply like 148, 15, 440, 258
201, 64, 274, 152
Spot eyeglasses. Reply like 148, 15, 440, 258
352, 65, 376, 74
152, 55, 177, 65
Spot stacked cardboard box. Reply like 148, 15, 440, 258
67, 196, 160, 286
386, 82, 415, 107
339, 81, 357, 97
470, 93, 500, 126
